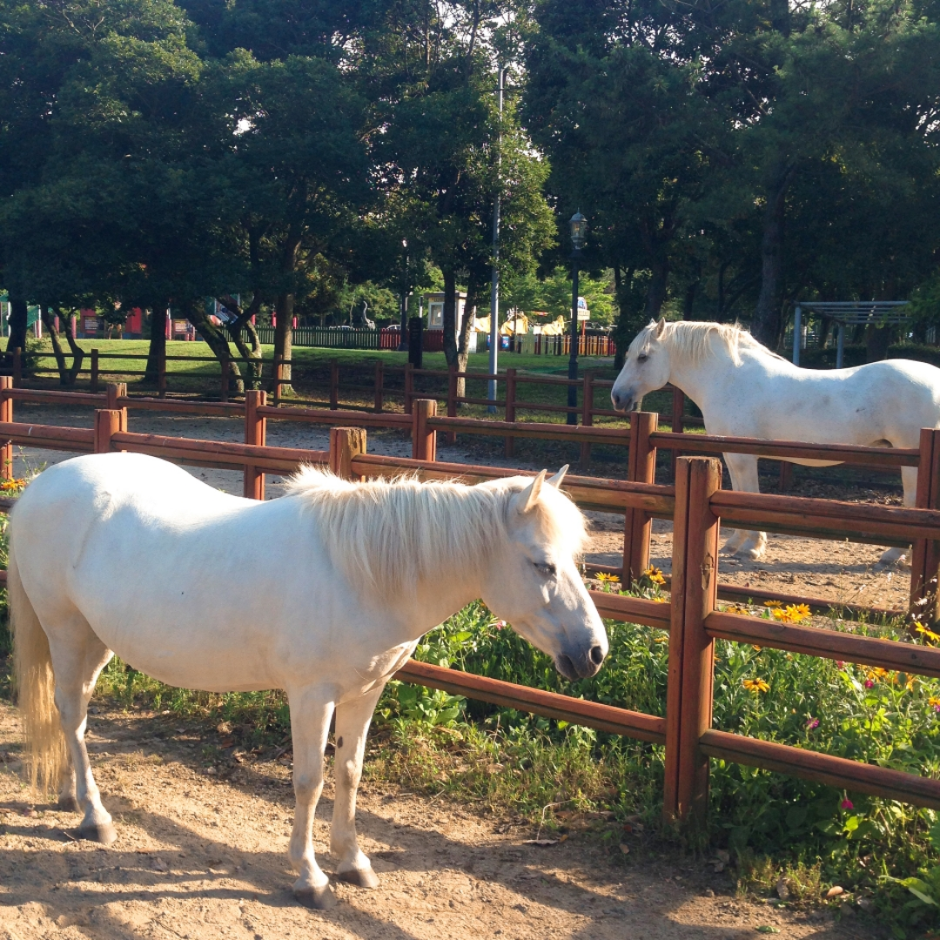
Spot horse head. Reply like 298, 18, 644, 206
479, 468, 608, 680
611, 318, 671, 413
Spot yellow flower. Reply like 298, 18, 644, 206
772, 605, 811, 624
654, 635, 669, 644
906, 675, 917, 692
915, 622, 940, 643
743, 678, 770, 694
725, 605, 749, 615
752, 645, 762, 652
764, 600, 784, 609
643, 566, 666, 585
930, 696, 940, 712
653, 596, 668, 603
595, 572, 620, 584
794, 604, 811, 619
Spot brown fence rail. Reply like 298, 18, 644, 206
1, 403, 940, 821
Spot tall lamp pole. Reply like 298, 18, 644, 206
398, 238, 409, 352
487, 65, 505, 413
567, 211, 587, 426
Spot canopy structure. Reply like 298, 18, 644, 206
792, 301, 910, 368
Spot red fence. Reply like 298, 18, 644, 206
2, 397, 940, 820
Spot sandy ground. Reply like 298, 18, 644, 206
0, 697, 873, 940
6, 401, 912, 613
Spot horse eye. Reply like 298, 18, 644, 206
534, 562, 556, 577
637, 354, 649, 363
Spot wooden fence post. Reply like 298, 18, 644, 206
663, 456, 722, 827
446, 365, 457, 444
622, 412, 659, 584
94, 408, 127, 454
778, 461, 793, 492
504, 367, 517, 458
106, 382, 126, 410
412, 398, 437, 461
244, 390, 267, 500
404, 363, 414, 415
911, 428, 940, 620
220, 346, 229, 403
580, 370, 595, 466
670, 386, 685, 478
91, 348, 100, 394
158, 345, 167, 398
13, 348, 22, 387
374, 360, 384, 413
0, 375, 12, 481
330, 359, 339, 410
329, 427, 367, 481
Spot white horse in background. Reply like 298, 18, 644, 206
10, 453, 606, 910
611, 319, 940, 562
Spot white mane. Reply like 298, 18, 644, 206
631, 320, 785, 366
285, 468, 588, 597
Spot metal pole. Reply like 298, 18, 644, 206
567, 251, 580, 425
793, 305, 801, 366
488, 67, 505, 413
837, 323, 845, 369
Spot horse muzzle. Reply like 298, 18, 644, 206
610, 387, 638, 413
555, 643, 606, 681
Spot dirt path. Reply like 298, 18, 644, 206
6, 401, 912, 613
0, 698, 872, 940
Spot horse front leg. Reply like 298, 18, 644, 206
286, 687, 336, 909
879, 465, 916, 566
331, 685, 385, 889
723, 453, 767, 561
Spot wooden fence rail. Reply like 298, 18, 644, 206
0, 407, 940, 819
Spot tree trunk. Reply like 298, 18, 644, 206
866, 324, 893, 362
58, 308, 85, 384
6, 296, 28, 355
752, 167, 794, 349
442, 268, 458, 368
40, 307, 70, 385
613, 266, 639, 371
644, 256, 669, 320
145, 303, 168, 385
220, 292, 264, 389
275, 291, 294, 394
183, 300, 245, 394
456, 279, 482, 400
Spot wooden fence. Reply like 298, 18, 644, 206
1, 398, 940, 821
0, 378, 934, 616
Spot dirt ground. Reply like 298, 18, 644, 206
0, 697, 873, 940
7, 401, 913, 613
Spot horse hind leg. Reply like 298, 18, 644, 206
330, 686, 385, 890
879, 465, 916, 567
47, 614, 116, 842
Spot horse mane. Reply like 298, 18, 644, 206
285, 468, 588, 597
633, 320, 786, 366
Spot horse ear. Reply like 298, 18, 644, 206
517, 470, 546, 514
655, 317, 666, 337
547, 465, 568, 488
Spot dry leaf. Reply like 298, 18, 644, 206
619, 843, 630, 855
152, 857, 169, 872
825, 886, 844, 899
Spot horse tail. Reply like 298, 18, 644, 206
10, 540, 66, 794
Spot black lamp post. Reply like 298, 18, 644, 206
397, 238, 411, 351
567, 211, 587, 425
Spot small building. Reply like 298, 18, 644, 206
424, 292, 477, 352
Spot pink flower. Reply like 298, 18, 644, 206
864, 679, 874, 688
806, 718, 819, 730
494, 620, 506, 631
836, 661, 845, 669
841, 799, 854, 810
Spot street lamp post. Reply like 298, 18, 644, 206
398, 238, 409, 352
567, 211, 587, 426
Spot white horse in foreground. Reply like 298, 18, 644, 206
11, 453, 606, 910
611, 319, 940, 562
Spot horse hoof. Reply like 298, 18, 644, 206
336, 865, 379, 889
57, 795, 79, 813
294, 883, 338, 910
77, 821, 117, 845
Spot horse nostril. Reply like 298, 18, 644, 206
590, 645, 605, 666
